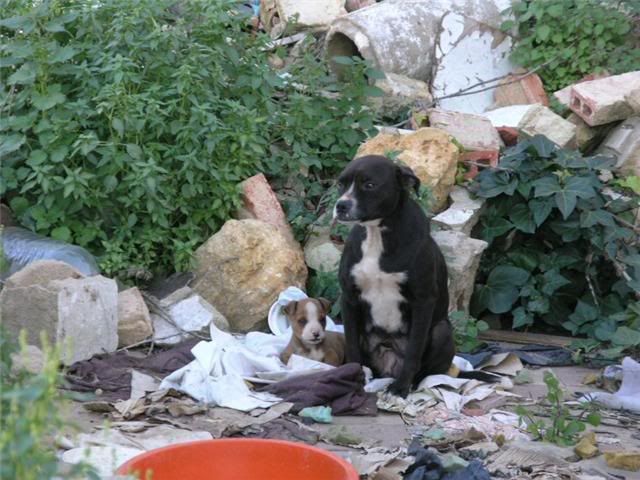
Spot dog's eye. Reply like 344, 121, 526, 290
298, 319, 307, 326
363, 182, 376, 190
337, 181, 345, 192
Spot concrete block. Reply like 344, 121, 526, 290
553, 72, 611, 108
0, 274, 118, 364
432, 229, 488, 313
261, 0, 347, 36
494, 71, 548, 107
569, 71, 640, 126
596, 116, 640, 177
432, 186, 485, 235
482, 104, 576, 148
626, 87, 640, 114
427, 108, 502, 152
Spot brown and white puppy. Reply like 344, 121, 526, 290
280, 298, 346, 367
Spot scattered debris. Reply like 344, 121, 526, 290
192, 219, 307, 332
580, 357, 640, 414
299, 405, 333, 423
357, 128, 460, 212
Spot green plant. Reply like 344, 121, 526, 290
0, 0, 379, 278
516, 371, 600, 445
449, 311, 489, 353
307, 269, 342, 318
0, 331, 98, 479
471, 136, 640, 351
503, 0, 639, 91
614, 175, 640, 196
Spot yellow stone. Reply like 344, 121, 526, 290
574, 432, 599, 459
604, 451, 640, 472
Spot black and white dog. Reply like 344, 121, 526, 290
334, 155, 455, 397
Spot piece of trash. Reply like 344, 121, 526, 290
514, 369, 533, 385
299, 405, 333, 423
323, 426, 363, 447
580, 357, 640, 414
441, 453, 468, 473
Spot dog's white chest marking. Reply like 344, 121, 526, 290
306, 347, 324, 362
351, 224, 406, 333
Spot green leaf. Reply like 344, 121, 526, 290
50, 145, 68, 163
533, 176, 561, 197
126, 144, 143, 159
586, 412, 601, 427
27, 150, 47, 167
0, 133, 26, 156
8, 62, 36, 85
112, 118, 124, 137
580, 209, 615, 228
529, 198, 554, 226
547, 4, 563, 17
332, 56, 355, 65
610, 326, 640, 347
481, 217, 513, 242
363, 86, 384, 97
51, 226, 71, 242
569, 301, 598, 326
9, 196, 29, 215
49, 46, 77, 63
554, 190, 577, 219
529, 135, 556, 157
31, 89, 66, 111
104, 175, 118, 192
509, 203, 536, 233
512, 306, 534, 329
537, 24, 551, 41
0, 15, 35, 32
479, 266, 530, 314
541, 270, 570, 296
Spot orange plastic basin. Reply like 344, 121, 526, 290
116, 438, 359, 480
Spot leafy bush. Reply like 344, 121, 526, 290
0, 0, 378, 277
0, 331, 98, 479
471, 136, 640, 349
516, 370, 600, 446
503, 0, 640, 91
449, 311, 489, 353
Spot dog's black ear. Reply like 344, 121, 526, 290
396, 164, 420, 195
283, 301, 297, 318
317, 297, 332, 315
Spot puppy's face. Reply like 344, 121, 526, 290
333, 155, 420, 224
284, 298, 331, 346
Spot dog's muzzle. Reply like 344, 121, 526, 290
334, 199, 357, 222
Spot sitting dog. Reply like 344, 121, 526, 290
280, 297, 346, 367
334, 155, 455, 397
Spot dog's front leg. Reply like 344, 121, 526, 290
341, 296, 363, 364
388, 299, 435, 397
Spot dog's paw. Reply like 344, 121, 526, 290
387, 379, 411, 398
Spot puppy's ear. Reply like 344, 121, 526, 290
396, 164, 420, 195
283, 301, 297, 318
317, 297, 332, 315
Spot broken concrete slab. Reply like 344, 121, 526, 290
482, 104, 577, 148
431, 229, 488, 313
117, 287, 153, 348
553, 72, 611, 108
237, 173, 296, 246
567, 113, 601, 152
193, 219, 307, 332
427, 108, 502, 153
596, 116, 640, 177
1, 273, 118, 364
493, 70, 548, 108
627, 87, 640, 114
152, 290, 229, 345
357, 128, 460, 212
260, 0, 347, 37
373, 72, 433, 116
2, 259, 84, 289
569, 71, 640, 126
432, 186, 485, 235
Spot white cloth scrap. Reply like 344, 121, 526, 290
580, 356, 640, 414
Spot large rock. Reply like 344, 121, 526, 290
432, 229, 488, 313
0, 269, 118, 364
192, 220, 307, 332
117, 287, 153, 348
3, 259, 84, 288
304, 227, 343, 273
357, 128, 460, 212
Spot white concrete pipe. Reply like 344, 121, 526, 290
325, 0, 511, 85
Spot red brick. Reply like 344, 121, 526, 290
239, 173, 294, 243
496, 126, 519, 146
462, 150, 499, 180
494, 70, 548, 107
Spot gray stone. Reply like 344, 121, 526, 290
460, 441, 500, 460
432, 229, 488, 313
627, 87, 640, 114
432, 186, 485, 235
10, 344, 44, 375
0, 273, 118, 364
372, 73, 433, 116
304, 228, 343, 273
596, 116, 640, 177
153, 291, 230, 345
3, 259, 84, 289
117, 287, 153, 348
